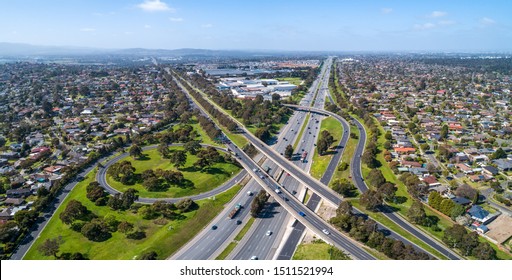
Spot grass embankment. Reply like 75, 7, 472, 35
25, 170, 242, 260
310, 117, 343, 179
106, 147, 240, 199
331, 124, 359, 183
293, 240, 350, 260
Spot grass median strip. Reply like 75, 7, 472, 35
310, 116, 343, 179
234, 217, 255, 241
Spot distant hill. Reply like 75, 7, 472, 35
0, 42, 306, 58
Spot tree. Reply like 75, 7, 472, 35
472, 242, 497, 260
460, 232, 479, 256
14, 209, 39, 230
139, 251, 158, 260
378, 182, 397, 202
428, 191, 442, 210
440, 124, 449, 140
117, 221, 134, 234
491, 147, 506, 159
59, 200, 89, 225
331, 178, 356, 197
129, 144, 143, 159
443, 224, 467, 248
336, 201, 353, 216
455, 184, 478, 203
176, 198, 197, 212
284, 144, 293, 160
143, 176, 161, 191
362, 150, 377, 168
81, 219, 111, 242
367, 169, 386, 188
38, 237, 61, 258
184, 140, 201, 155
169, 150, 187, 169
450, 204, 465, 220
157, 143, 170, 158
360, 190, 383, 212
407, 200, 427, 225
0, 221, 18, 243
255, 127, 271, 143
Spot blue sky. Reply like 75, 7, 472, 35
1, 0, 510, 51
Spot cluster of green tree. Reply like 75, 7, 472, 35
490, 147, 507, 160
399, 173, 429, 199
443, 224, 497, 259
250, 190, 269, 217
330, 178, 357, 197
37, 237, 88, 259
137, 199, 195, 220
196, 114, 222, 142
495, 194, 512, 206
156, 125, 199, 146
454, 184, 479, 203
141, 168, 185, 192
317, 130, 335, 156
86, 181, 108, 206
330, 201, 430, 260
428, 192, 466, 220
284, 144, 294, 160
406, 200, 441, 230
243, 143, 258, 158
359, 170, 398, 211
194, 146, 227, 171
107, 160, 136, 185
184, 73, 292, 138
171, 72, 238, 132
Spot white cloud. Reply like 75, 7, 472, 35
137, 0, 174, 12
414, 23, 436, 30
144, 24, 151, 29
480, 17, 496, 25
438, 20, 455, 26
124, 31, 133, 35
201, 23, 213, 28
169, 17, 183, 22
381, 8, 393, 14
428, 11, 447, 18
80, 28, 96, 32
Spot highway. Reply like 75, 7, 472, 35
170, 59, 375, 260
231, 58, 335, 260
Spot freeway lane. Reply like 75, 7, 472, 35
231, 58, 334, 260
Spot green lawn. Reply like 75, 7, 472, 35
331, 124, 359, 184
25, 169, 242, 260
293, 240, 350, 260
183, 118, 219, 147
310, 117, 343, 179
106, 147, 240, 198
276, 77, 303, 86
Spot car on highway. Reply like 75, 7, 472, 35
322, 229, 330, 235
298, 211, 306, 217
260, 175, 265, 179
275, 188, 281, 194
250, 256, 258, 260
266, 230, 272, 236
211, 225, 217, 230
247, 191, 253, 196
236, 220, 242, 225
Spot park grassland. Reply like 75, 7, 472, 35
293, 240, 350, 260
310, 116, 343, 179
331, 124, 359, 183
25, 169, 242, 260
106, 147, 240, 199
